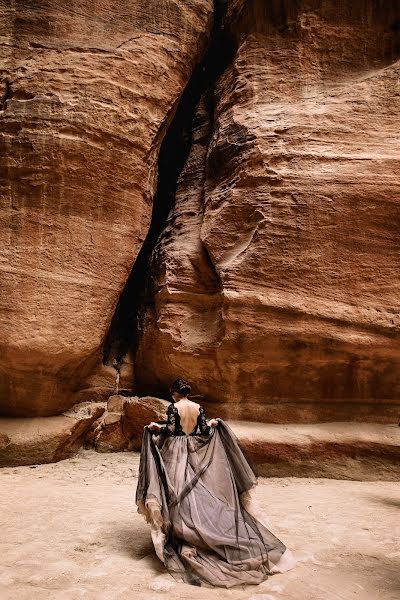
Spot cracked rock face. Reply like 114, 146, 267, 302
135, 0, 400, 422
1, 0, 400, 424
0, 0, 213, 416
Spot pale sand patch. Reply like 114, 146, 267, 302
0, 448, 399, 600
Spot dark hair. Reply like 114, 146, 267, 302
170, 378, 191, 397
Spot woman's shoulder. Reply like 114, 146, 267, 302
174, 399, 200, 408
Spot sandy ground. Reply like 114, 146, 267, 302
0, 449, 399, 600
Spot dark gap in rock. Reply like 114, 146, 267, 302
102, 0, 236, 373
1, 80, 13, 111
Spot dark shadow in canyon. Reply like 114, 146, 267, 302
102, 0, 236, 376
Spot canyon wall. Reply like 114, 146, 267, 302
1, 0, 399, 423
135, 0, 400, 422
0, 0, 213, 416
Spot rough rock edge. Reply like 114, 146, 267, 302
0, 402, 105, 467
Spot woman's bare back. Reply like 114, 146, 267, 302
173, 399, 201, 436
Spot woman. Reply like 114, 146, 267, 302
135, 378, 297, 588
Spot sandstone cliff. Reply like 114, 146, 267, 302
1, 0, 399, 424
135, 0, 400, 422
0, 0, 212, 416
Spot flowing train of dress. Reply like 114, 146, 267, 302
135, 411, 297, 588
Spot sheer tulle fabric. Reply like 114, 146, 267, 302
135, 418, 297, 588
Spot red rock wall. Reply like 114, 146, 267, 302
0, 0, 213, 416
135, 0, 400, 422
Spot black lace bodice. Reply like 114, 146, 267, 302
159, 402, 213, 437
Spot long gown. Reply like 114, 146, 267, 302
135, 401, 297, 588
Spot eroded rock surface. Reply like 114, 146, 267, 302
136, 0, 400, 422
0, 394, 170, 465
0, 0, 213, 416
1, 0, 399, 426
0, 401, 105, 466
228, 421, 400, 481
87, 394, 169, 452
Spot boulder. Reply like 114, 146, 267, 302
122, 396, 170, 450
86, 395, 169, 452
0, 402, 105, 466
91, 412, 128, 453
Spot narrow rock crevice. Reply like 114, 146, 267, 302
102, 0, 236, 372
1, 79, 13, 111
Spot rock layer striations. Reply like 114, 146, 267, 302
1, 0, 399, 423
0, 0, 213, 416
135, 0, 400, 422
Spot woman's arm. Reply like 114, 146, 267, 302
155, 403, 176, 436
198, 405, 218, 435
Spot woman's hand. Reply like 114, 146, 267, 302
209, 419, 218, 428
147, 421, 161, 431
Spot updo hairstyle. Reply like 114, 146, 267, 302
170, 378, 191, 397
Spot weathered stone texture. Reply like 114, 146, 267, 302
0, 401, 105, 466
86, 394, 170, 452
136, 1, 400, 421
228, 420, 400, 481
0, 0, 213, 416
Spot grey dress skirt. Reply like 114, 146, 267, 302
135, 414, 297, 588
